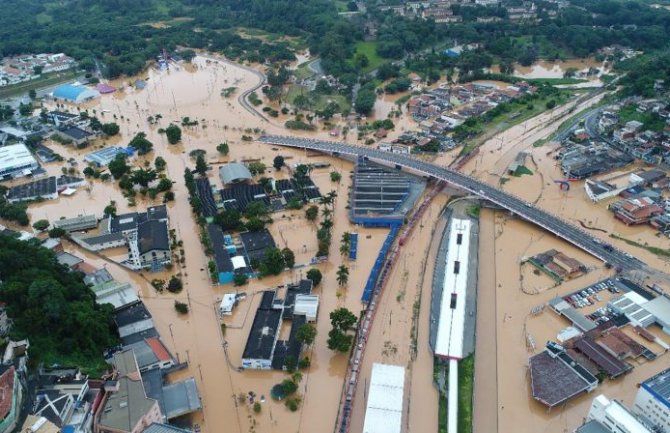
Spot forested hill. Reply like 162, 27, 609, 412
0, 234, 117, 370
0, 0, 358, 77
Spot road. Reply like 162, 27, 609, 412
217, 57, 269, 122
258, 135, 648, 273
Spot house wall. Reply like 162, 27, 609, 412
633, 387, 670, 432
241, 358, 272, 370
139, 250, 171, 269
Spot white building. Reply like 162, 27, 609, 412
0, 144, 39, 180
584, 394, 652, 433
363, 363, 405, 433
633, 368, 670, 433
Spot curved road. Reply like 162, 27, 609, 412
217, 57, 269, 122
259, 134, 648, 272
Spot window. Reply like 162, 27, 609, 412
456, 233, 463, 245
453, 261, 460, 274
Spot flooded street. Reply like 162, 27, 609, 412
490, 58, 611, 81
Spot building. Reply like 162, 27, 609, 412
52, 84, 100, 104
52, 214, 98, 232
124, 338, 174, 373
362, 363, 405, 433
219, 163, 252, 184
0, 143, 39, 180
137, 220, 171, 270
0, 366, 22, 433
432, 219, 472, 360
241, 291, 282, 370
114, 302, 155, 339
84, 147, 129, 167
33, 367, 92, 433
585, 394, 652, 433
239, 229, 276, 264
6, 175, 85, 203
634, 367, 670, 432
92, 281, 140, 311
94, 350, 163, 433
57, 126, 94, 146
610, 197, 664, 226
143, 423, 192, 433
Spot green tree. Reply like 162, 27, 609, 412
281, 379, 298, 395
330, 171, 341, 182
154, 156, 166, 172
281, 247, 295, 268
28, 89, 36, 100
108, 154, 129, 179
165, 124, 182, 144
214, 209, 243, 231
306, 268, 322, 286
330, 307, 356, 331
244, 201, 270, 219
217, 142, 229, 155
195, 154, 208, 176
103, 201, 117, 217
336, 265, 349, 287
130, 168, 157, 187
273, 155, 285, 171
174, 301, 189, 314
260, 247, 285, 275
355, 89, 376, 115
101, 122, 120, 136
305, 205, 319, 222
233, 273, 248, 286
247, 161, 266, 176
167, 276, 183, 293
129, 132, 153, 155
327, 328, 353, 352
295, 323, 317, 345
32, 219, 50, 231
48, 227, 66, 238
157, 178, 173, 192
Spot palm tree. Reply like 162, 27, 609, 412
336, 265, 349, 287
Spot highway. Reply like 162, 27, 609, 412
259, 134, 647, 272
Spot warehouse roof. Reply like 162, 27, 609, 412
0, 143, 37, 171
219, 163, 252, 184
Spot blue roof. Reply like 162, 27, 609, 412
53, 84, 87, 101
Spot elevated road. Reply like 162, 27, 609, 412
259, 135, 646, 272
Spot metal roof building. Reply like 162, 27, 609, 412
219, 162, 252, 184
362, 363, 405, 433
52, 84, 100, 103
0, 144, 39, 180
434, 219, 471, 360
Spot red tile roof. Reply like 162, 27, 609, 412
145, 338, 171, 362
0, 367, 15, 420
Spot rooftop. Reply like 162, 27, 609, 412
219, 163, 252, 184
144, 423, 192, 433
641, 367, 670, 406
0, 143, 37, 170
137, 220, 170, 254
6, 176, 56, 201
242, 291, 282, 361
363, 363, 405, 433
240, 229, 276, 263
528, 351, 591, 407
0, 366, 15, 421
114, 301, 152, 328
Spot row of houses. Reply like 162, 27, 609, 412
0, 53, 76, 87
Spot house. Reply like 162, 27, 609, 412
123, 338, 174, 372
94, 350, 163, 433
114, 302, 155, 339
52, 214, 98, 232
610, 197, 664, 225
0, 366, 22, 433
56, 126, 94, 146
137, 220, 171, 270
219, 163, 252, 184
33, 367, 92, 432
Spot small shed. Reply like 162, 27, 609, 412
294, 294, 319, 322
219, 294, 238, 316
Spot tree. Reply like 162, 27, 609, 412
108, 154, 129, 179
28, 89, 36, 100
104, 201, 117, 217
32, 219, 50, 231
260, 247, 285, 275
217, 142, 229, 155
281, 379, 298, 395
330, 307, 356, 331
281, 247, 295, 268
336, 265, 349, 287
273, 155, 285, 171
247, 161, 266, 176
244, 201, 270, 219
233, 273, 248, 286
327, 328, 353, 352
306, 268, 322, 286
167, 276, 183, 293
129, 132, 153, 155
305, 205, 319, 222
165, 124, 182, 144
546, 100, 557, 109
330, 171, 341, 182
157, 178, 173, 192
214, 209, 243, 231
33, 65, 43, 75
295, 323, 317, 345
130, 168, 157, 187
154, 156, 166, 172
174, 301, 189, 314
48, 227, 66, 238
19, 102, 33, 116
101, 122, 120, 136
195, 154, 208, 176
245, 216, 266, 232
355, 89, 376, 115
253, 402, 261, 414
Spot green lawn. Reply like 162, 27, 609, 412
458, 354, 475, 433
286, 84, 351, 112
351, 41, 386, 74
525, 77, 588, 86
610, 234, 670, 258
0, 69, 80, 99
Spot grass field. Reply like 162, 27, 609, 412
0, 69, 81, 99
525, 77, 588, 86
350, 41, 386, 74
610, 234, 670, 258
458, 354, 475, 433
286, 84, 350, 112
617, 104, 666, 132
